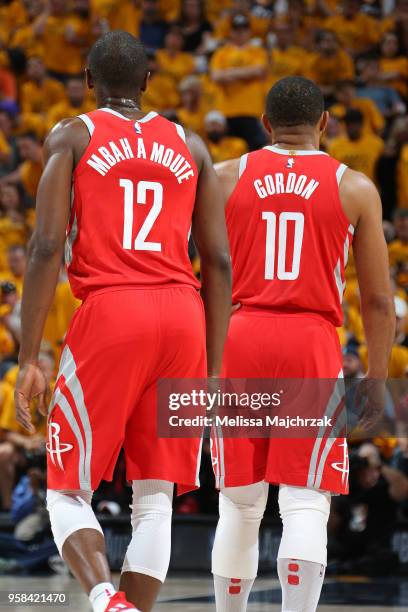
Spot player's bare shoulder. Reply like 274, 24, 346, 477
339, 167, 382, 229
214, 158, 241, 203
46, 117, 91, 166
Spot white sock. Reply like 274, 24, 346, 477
89, 582, 116, 612
214, 574, 255, 611
277, 559, 325, 612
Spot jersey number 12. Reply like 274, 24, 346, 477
262, 211, 304, 280
120, 179, 163, 252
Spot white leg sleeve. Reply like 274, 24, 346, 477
46, 489, 103, 556
278, 485, 331, 566
122, 479, 174, 583
212, 482, 269, 580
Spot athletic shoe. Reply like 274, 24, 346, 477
105, 591, 141, 611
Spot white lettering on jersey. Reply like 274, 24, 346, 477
86, 138, 195, 182
254, 172, 319, 200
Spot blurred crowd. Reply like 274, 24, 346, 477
0, 0, 408, 573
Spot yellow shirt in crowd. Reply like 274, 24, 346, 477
360, 344, 408, 378
210, 44, 268, 117
306, 50, 355, 87
325, 13, 381, 55
388, 239, 408, 268
142, 74, 180, 112
379, 57, 408, 98
37, 15, 92, 76
178, 105, 208, 137
206, 136, 248, 164
20, 78, 66, 116
267, 47, 304, 87
0, 217, 28, 272
397, 144, 408, 209
329, 98, 385, 135
328, 134, 384, 182
156, 50, 195, 84
43, 281, 81, 357
47, 99, 96, 131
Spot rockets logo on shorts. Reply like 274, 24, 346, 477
46, 421, 73, 471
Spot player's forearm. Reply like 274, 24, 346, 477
200, 256, 231, 377
361, 293, 395, 378
19, 237, 63, 366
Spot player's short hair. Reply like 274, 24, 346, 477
265, 77, 324, 129
88, 31, 148, 94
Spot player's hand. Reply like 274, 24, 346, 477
15, 364, 49, 434
355, 376, 387, 432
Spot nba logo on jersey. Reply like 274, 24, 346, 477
286, 158, 295, 168
134, 121, 142, 134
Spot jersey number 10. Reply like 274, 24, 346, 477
262, 211, 304, 280
120, 179, 163, 252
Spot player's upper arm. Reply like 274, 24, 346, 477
340, 170, 392, 309
214, 159, 241, 205
187, 132, 230, 267
33, 119, 83, 257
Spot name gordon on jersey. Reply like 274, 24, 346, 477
85, 137, 195, 184
254, 172, 319, 200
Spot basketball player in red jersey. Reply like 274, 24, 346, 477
210, 77, 395, 612
14, 32, 231, 612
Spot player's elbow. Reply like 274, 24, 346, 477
362, 293, 396, 323
31, 233, 63, 260
201, 250, 231, 278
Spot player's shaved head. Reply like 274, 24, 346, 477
87, 31, 148, 97
265, 77, 324, 128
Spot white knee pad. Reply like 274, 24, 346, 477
46, 489, 103, 556
212, 481, 268, 580
278, 485, 331, 566
122, 479, 173, 583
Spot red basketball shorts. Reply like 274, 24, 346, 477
46, 285, 206, 494
213, 308, 349, 495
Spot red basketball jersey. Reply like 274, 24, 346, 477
227, 146, 354, 326
66, 108, 199, 299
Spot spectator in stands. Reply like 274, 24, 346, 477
32, 0, 92, 81
142, 51, 180, 112
177, 0, 213, 54
47, 77, 94, 130
0, 110, 17, 176
139, 0, 168, 51
330, 443, 408, 571
389, 209, 408, 269
330, 80, 385, 136
0, 53, 17, 103
379, 32, 408, 100
20, 56, 65, 116
324, 0, 381, 56
266, 23, 303, 89
343, 344, 364, 380
0, 245, 26, 296
156, 26, 196, 84
8, 0, 44, 59
358, 56, 406, 121
203, 110, 248, 163
0, 133, 43, 203
210, 14, 268, 149
305, 30, 354, 101
0, 351, 52, 511
328, 109, 384, 181
178, 76, 207, 136
0, 184, 29, 272
213, 0, 270, 42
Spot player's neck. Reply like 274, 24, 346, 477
271, 127, 319, 151
97, 94, 144, 119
